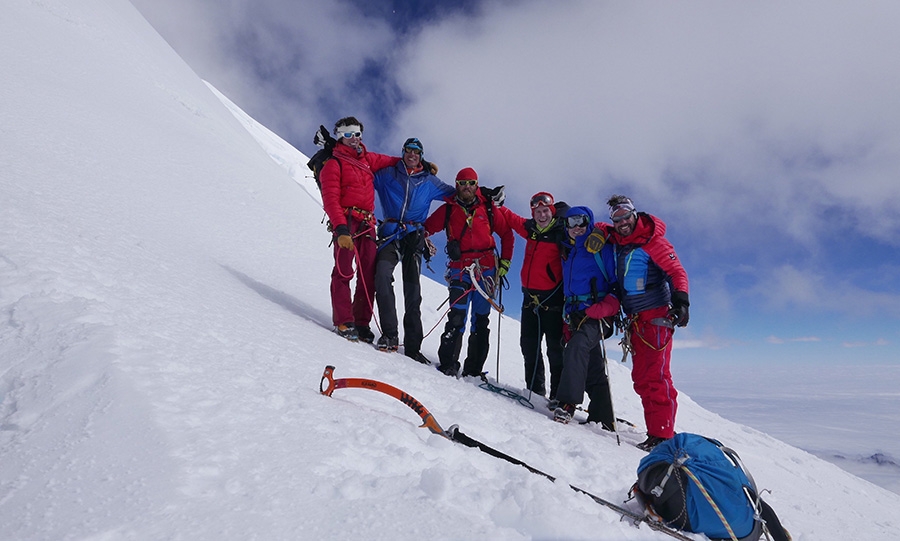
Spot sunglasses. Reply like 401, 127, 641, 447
611, 211, 635, 224
403, 147, 422, 155
456, 180, 478, 187
530, 193, 554, 209
340, 131, 362, 139
566, 215, 590, 228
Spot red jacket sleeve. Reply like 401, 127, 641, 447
645, 236, 689, 294
319, 158, 345, 228
496, 206, 528, 238
492, 205, 515, 261
423, 203, 449, 237
364, 152, 400, 173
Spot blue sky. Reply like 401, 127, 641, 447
130, 0, 900, 365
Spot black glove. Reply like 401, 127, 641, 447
584, 229, 607, 254
667, 290, 690, 327
567, 309, 587, 332
480, 185, 505, 206
553, 201, 570, 216
314, 124, 336, 151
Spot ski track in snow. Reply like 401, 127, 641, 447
2, 0, 900, 539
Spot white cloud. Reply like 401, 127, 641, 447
392, 1, 900, 248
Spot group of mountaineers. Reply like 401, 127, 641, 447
312, 116, 690, 452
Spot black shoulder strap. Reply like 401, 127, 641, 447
444, 203, 453, 239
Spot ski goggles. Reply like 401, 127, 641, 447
403, 138, 423, 153
530, 192, 554, 209
566, 214, 590, 229
609, 200, 636, 222
456, 180, 478, 187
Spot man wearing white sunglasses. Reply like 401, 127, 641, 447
319, 116, 400, 343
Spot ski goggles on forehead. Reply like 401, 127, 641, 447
530, 192, 554, 209
403, 138, 423, 152
611, 210, 635, 223
566, 214, 590, 228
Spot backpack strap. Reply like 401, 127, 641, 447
680, 466, 740, 541
592, 251, 610, 283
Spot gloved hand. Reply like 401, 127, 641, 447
314, 124, 336, 150
421, 159, 438, 175
554, 201, 570, 216
585, 294, 620, 320
584, 229, 607, 254
334, 224, 354, 250
497, 258, 511, 278
480, 185, 505, 207
567, 309, 587, 332
667, 290, 690, 327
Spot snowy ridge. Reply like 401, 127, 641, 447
2, 0, 899, 539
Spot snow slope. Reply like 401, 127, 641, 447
1, 0, 899, 539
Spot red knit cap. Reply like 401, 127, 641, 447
455, 167, 478, 182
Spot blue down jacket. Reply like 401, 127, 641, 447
373, 161, 454, 246
561, 205, 617, 318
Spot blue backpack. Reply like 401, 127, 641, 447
633, 433, 790, 541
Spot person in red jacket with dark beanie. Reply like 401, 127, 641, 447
318, 117, 399, 342
495, 192, 570, 400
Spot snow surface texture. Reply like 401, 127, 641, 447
2, 0, 899, 539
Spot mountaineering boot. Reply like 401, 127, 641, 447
335, 323, 358, 341
585, 386, 615, 432
438, 363, 459, 376
437, 330, 463, 376
356, 325, 375, 344
437, 309, 465, 377
553, 403, 576, 424
377, 335, 399, 352
461, 313, 490, 377
636, 435, 669, 452
579, 418, 616, 432
546, 399, 560, 412
409, 351, 432, 365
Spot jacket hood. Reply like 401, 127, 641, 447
565, 205, 594, 245
566, 206, 595, 230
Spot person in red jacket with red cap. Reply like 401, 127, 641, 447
424, 167, 514, 377
495, 192, 570, 400
319, 116, 399, 342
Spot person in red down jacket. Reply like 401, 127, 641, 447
319, 116, 399, 343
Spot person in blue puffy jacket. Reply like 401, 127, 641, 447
552, 206, 621, 429
372, 138, 454, 363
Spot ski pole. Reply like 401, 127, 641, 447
598, 324, 621, 446
495, 284, 503, 382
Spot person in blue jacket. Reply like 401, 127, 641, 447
373, 138, 454, 363
552, 206, 621, 428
